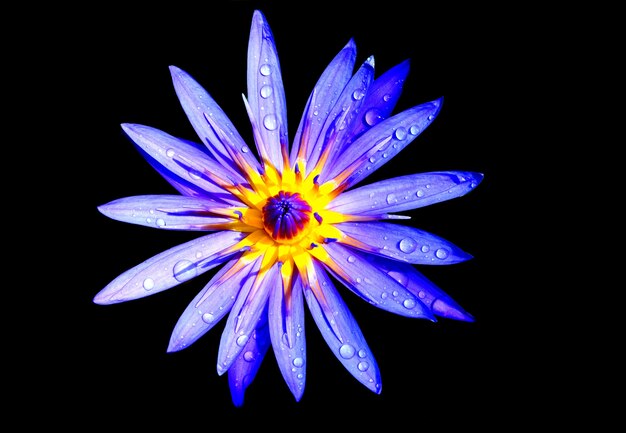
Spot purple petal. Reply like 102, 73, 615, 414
336, 221, 473, 265
303, 263, 381, 394
169, 65, 261, 174
246, 10, 288, 171
345, 59, 410, 141
217, 260, 279, 375
228, 312, 271, 407
367, 255, 474, 321
122, 123, 244, 206
167, 259, 253, 352
93, 231, 246, 304
309, 56, 375, 174
290, 39, 357, 168
320, 98, 443, 188
329, 171, 483, 215
319, 242, 434, 320
268, 272, 306, 401
98, 195, 232, 231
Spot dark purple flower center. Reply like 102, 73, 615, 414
262, 191, 312, 241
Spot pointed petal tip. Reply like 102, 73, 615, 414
432, 299, 475, 322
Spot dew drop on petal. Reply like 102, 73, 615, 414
383, 94, 391, 102
347, 255, 356, 263
386, 193, 397, 204
398, 238, 417, 253
292, 357, 304, 367
339, 344, 356, 359
435, 248, 449, 259
403, 298, 416, 309
409, 125, 420, 135
357, 361, 370, 371
260, 85, 273, 98
416, 189, 425, 197
364, 108, 383, 126
156, 218, 166, 227
427, 114, 435, 121
263, 114, 278, 131
358, 349, 367, 358
202, 312, 215, 323
394, 127, 407, 140
421, 245, 430, 253
241, 146, 249, 153
418, 291, 426, 299
143, 278, 155, 291
243, 351, 255, 362
236, 334, 249, 347
173, 260, 197, 282
166, 149, 175, 158
352, 89, 365, 100
260, 64, 271, 76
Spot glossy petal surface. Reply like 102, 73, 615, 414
95, 9, 481, 406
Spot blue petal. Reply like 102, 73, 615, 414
268, 272, 306, 401
228, 308, 271, 407
320, 242, 434, 319
290, 39, 357, 168
122, 123, 244, 205
167, 259, 253, 352
169, 65, 261, 174
345, 59, 410, 142
320, 98, 442, 188
366, 255, 474, 322
309, 56, 375, 174
217, 259, 279, 375
336, 221, 473, 265
303, 263, 381, 394
329, 171, 483, 215
246, 10, 288, 171
93, 231, 245, 304
98, 195, 232, 231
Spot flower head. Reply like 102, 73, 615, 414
95, 10, 483, 406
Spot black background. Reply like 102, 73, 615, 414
27, 0, 562, 430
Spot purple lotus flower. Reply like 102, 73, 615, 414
94, 9, 483, 406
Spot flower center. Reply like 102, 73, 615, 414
262, 191, 312, 242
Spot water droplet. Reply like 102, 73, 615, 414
352, 89, 365, 100
236, 334, 249, 347
358, 349, 367, 358
173, 260, 197, 282
418, 291, 426, 299
369, 156, 375, 163
195, 251, 203, 259
263, 114, 278, 131
260, 85, 273, 98
146, 218, 152, 224
416, 189, 425, 197
166, 149, 175, 158
243, 351, 255, 362
347, 256, 356, 263
409, 125, 420, 135
381, 292, 388, 299
143, 278, 155, 291
356, 277, 362, 283
202, 312, 215, 323
427, 114, 435, 121
293, 357, 304, 367
357, 361, 370, 371
259, 64, 271, 76
339, 344, 356, 359
392, 290, 399, 297
241, 146, 249, 153
421, 245, 430, 253
386, 193, 397, 204
383, 94, 391, 102
403, 298, 416, 309
364, 108, 383, 126
394, 127, 407, 140
156, 218, 166, 227
189, 170, 201, 180
435, 248, 449, 259
398, 238, 417, 253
